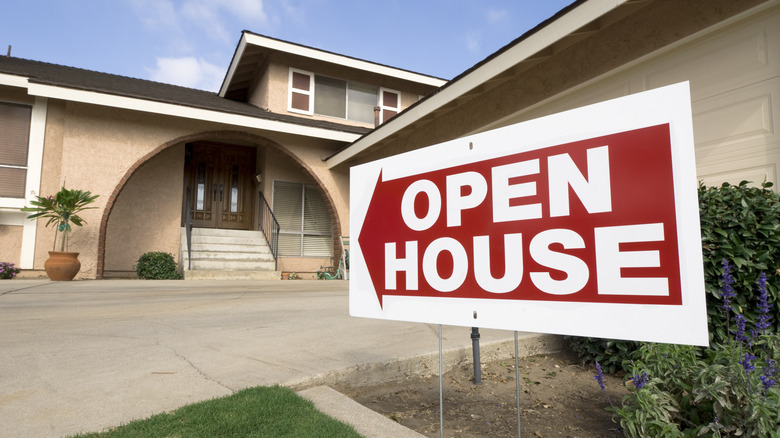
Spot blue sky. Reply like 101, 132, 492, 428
1, 0, 573, 92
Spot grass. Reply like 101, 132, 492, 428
68, 385, 362, 438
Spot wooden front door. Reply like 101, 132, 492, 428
184, 142, 256, 230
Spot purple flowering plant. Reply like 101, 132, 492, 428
598, 260, 779, 437
0, 262, 21, 279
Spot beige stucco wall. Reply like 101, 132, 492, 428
0, 225, 23, 265
31, 102, 198, 278
103, 144, 185, 276
14, 92, 351, 278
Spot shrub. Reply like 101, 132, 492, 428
135, 252, 182, 280
569, 181, 780, 368
700, 181, 780, 342
598, 261, 779, 436
0, 262, 21, 279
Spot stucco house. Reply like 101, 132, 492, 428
1, 0, 778, 280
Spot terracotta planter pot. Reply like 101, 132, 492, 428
44, 251, 81, 281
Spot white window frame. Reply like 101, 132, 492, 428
288, 68, 314, 115
289, 68, 385, 124
379, 88, 401, 124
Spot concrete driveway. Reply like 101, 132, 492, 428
0, 279, 559, 437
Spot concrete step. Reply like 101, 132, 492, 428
189, 259, 277, 271
183, 239, 271, 253
183, 250, 274, 261
189, 235, 269, 246
180, 227, 278, 279
187, 243, 271, 254
188, 228, 265, 238
183, 269, 281, 280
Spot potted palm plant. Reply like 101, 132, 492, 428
21, 187, 99, 280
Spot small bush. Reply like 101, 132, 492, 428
135, 252, 181, 280
0, 262, 21, 279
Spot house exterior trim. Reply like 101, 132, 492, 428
241, 33, 446, 88
23, 82, 361, 143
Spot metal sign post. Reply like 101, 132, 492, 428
515, 331, 521, 438
439, 324, 444, 438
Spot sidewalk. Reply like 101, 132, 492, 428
0, 279, 561, 437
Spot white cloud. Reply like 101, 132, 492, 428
486, 8, 509, 23
180, 0, 268, 43
130, 0, 181, 31
129, 0, 269, 47
129, 0, 271, 89
221, 0, 267, 23
465, 30, 481, 54
147, 56, 225, 91
181, 1, 231, 43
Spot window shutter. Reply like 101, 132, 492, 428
303, 185, 330, 234
303, 184, 332, 257
289, 69, 313, 114
380, 89, 400, 124
0, 168, 27, 198
274, 181, 303, 233
272, 181, 333, 257
274, 181, 303, 256
278, 234, 302, 257
0, 102, 31, 198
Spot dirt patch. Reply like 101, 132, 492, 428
337, 350, 629, 437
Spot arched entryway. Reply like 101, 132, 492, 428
97, 130, 344, 279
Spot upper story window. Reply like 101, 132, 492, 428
0, 102, 32, 198
288, 68, 400, 125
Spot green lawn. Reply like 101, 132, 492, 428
69, 386, 362, 438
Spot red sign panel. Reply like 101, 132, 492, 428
360, 124, 679, 307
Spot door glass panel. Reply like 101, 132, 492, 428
196, 162, 205, 210
230, 165, 239, 213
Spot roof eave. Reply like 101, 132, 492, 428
324, 0, 625, 169
218, 32, 249, 97
6, 78, 363, 142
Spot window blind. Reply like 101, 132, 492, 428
273, 181, 332, 257
0, 102, 31, 198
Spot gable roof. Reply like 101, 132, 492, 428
324, 0, 596, 167
219, 31, 447, 100
0, 56, 369, 141
325, 0, 775, 169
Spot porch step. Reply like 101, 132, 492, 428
180, 228, 279, 280
184, 269, 281, 280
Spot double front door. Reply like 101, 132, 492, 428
184, 142, 256, 230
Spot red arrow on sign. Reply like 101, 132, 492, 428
358, 124, 682, 308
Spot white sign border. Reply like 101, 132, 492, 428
350, 82, 708, 346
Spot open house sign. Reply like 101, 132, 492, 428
350, 82, 708, 346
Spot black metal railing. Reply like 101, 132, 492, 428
185, 186, 193, 270
258, 192, 280, 271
